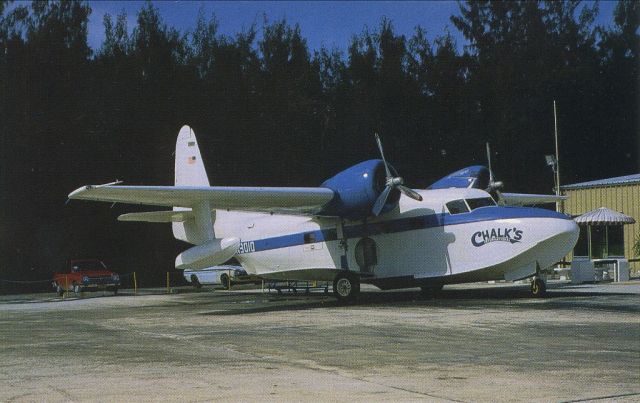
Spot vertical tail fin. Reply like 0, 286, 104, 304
175, 125, 209, 186
173, 125, 214, 245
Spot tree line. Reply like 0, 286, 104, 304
0, 0, 637, 286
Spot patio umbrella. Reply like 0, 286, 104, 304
574, 207, 636, 225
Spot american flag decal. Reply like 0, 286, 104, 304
187, 156, 196, 164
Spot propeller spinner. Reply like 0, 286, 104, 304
372, 133, 423, 216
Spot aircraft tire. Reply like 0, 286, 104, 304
530, 277, 546, 297
190, 274, 202, 289
333, 272, 359, 303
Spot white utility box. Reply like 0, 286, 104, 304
571, 258, 595, 284
615, 259, 630, 282
573, 258, 630, 283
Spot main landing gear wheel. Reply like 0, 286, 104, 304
530, 277, 546, 297
333, 272, 360, 303
190, 274, 202, 289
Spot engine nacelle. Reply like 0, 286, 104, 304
319, 159, 400, 219
175, 237, 240, 270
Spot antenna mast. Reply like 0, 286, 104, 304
553, 100, 561, 212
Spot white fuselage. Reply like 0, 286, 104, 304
212, 188, 579, 289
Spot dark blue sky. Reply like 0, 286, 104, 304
85, 1, 619, 54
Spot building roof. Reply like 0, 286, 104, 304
561, 173, 640, 190
574, 207, 636, 225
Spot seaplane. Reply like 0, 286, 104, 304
68, 126, 578, 302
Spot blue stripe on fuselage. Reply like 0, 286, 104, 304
251, 228, 338, 252
238, 206, 571, 254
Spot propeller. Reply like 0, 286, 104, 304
372, 133, 423, 216
485, 143, 504, 202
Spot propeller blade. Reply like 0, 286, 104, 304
485, 142, 506, 202
375, 133, 392, 178
372, 186, 392, 216
485, 142, 494, 183
398, 185, 423, 202
372, 133, 423, 215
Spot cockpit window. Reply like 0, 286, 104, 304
446, 199, 469, 214
466, 197, 496, 210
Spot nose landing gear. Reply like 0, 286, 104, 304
530, 276, 546, 297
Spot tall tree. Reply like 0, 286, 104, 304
256, 19, 323, 184
451, 0, 602, 191
597, 0, 639, 172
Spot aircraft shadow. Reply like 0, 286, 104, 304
199, 285, 638, 315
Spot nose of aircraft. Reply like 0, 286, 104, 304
530, 207, 580, 245
555, 216, 580, 246
496, 207, 580, 270
529, 210, 580, 268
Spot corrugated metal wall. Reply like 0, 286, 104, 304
563, 183, 639, 272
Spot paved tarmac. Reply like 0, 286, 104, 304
1, 281, 639, 402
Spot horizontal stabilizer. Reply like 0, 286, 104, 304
501, 193, 567, 206
118, 210, 194, 223
69, 185, 335, 214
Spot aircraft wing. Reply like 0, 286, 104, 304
501, 192, 567, 206
68, 185, 336, 214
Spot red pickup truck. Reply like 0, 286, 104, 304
52, 259, 121, 296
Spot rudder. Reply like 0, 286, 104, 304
173, 125, 214, 245
175, 125, 209, 186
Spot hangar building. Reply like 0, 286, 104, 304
561, 173, 640, 273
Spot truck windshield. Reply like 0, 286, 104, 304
72, 261, 107, 271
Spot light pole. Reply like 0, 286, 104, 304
545, 154, 557, 195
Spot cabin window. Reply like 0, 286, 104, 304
303, 232, 316, 244
466, 197, 496, 210
446, 199, 469, 214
